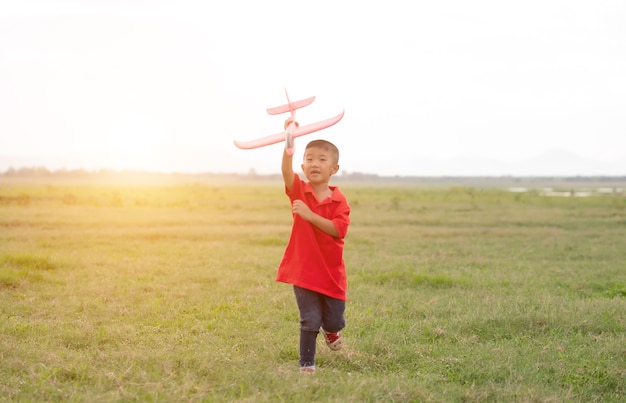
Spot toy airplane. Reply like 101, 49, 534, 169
233, 89, 344, 156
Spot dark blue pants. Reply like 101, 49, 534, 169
293, 285, 345, 367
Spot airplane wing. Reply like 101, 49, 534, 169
233, 131, 286, 150
233, 110, 345, 150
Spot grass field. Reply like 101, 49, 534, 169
1, 180, 625, 402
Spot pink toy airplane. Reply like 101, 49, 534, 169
234, 89, 344, 156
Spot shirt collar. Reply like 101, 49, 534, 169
304, 182, 340, 203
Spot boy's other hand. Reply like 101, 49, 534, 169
291, 199, 313, 220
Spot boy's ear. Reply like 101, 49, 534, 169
332, 164, 340, 175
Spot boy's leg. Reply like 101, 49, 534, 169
299, 329, 318, 368
321, 295, 346, 351
293, 286, 323, 368
321, 294, 345, 333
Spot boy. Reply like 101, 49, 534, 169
276, 118, 351, 374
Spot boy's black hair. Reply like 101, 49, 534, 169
305, 140, 340, 164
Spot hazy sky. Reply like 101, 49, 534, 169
1, 1, 625, 176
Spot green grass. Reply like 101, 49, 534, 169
1, 182, 625, 402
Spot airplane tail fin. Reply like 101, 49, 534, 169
266, 94, 315, 115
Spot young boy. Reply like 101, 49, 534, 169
276, 119, 351, 374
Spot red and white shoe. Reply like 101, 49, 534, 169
299, 366, 315, 374
321, 328, 344, 351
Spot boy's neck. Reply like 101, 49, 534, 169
310, 181, 332, 199
309, 180, 330, 191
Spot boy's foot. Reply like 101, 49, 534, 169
321, 328, 344, 351
299, 366, 315, 374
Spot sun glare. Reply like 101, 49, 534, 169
107, 116, 166, 171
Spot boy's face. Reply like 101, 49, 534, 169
301, 146, 339, 185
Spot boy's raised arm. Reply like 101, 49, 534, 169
282, 148, 295, 192
281, 118, 296, 192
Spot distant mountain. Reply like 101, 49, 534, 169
355, 149, 626, 177
507, 149, 626, 176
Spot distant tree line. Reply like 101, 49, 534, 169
2, 167, 98, 177
2, 166, 626, 185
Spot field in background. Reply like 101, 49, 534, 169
1, 180, 625, 401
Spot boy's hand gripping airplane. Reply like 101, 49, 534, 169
233, 89, 344, 156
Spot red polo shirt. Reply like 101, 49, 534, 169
276, 174, 351, 301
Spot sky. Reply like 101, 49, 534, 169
1, 0, 625, 176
